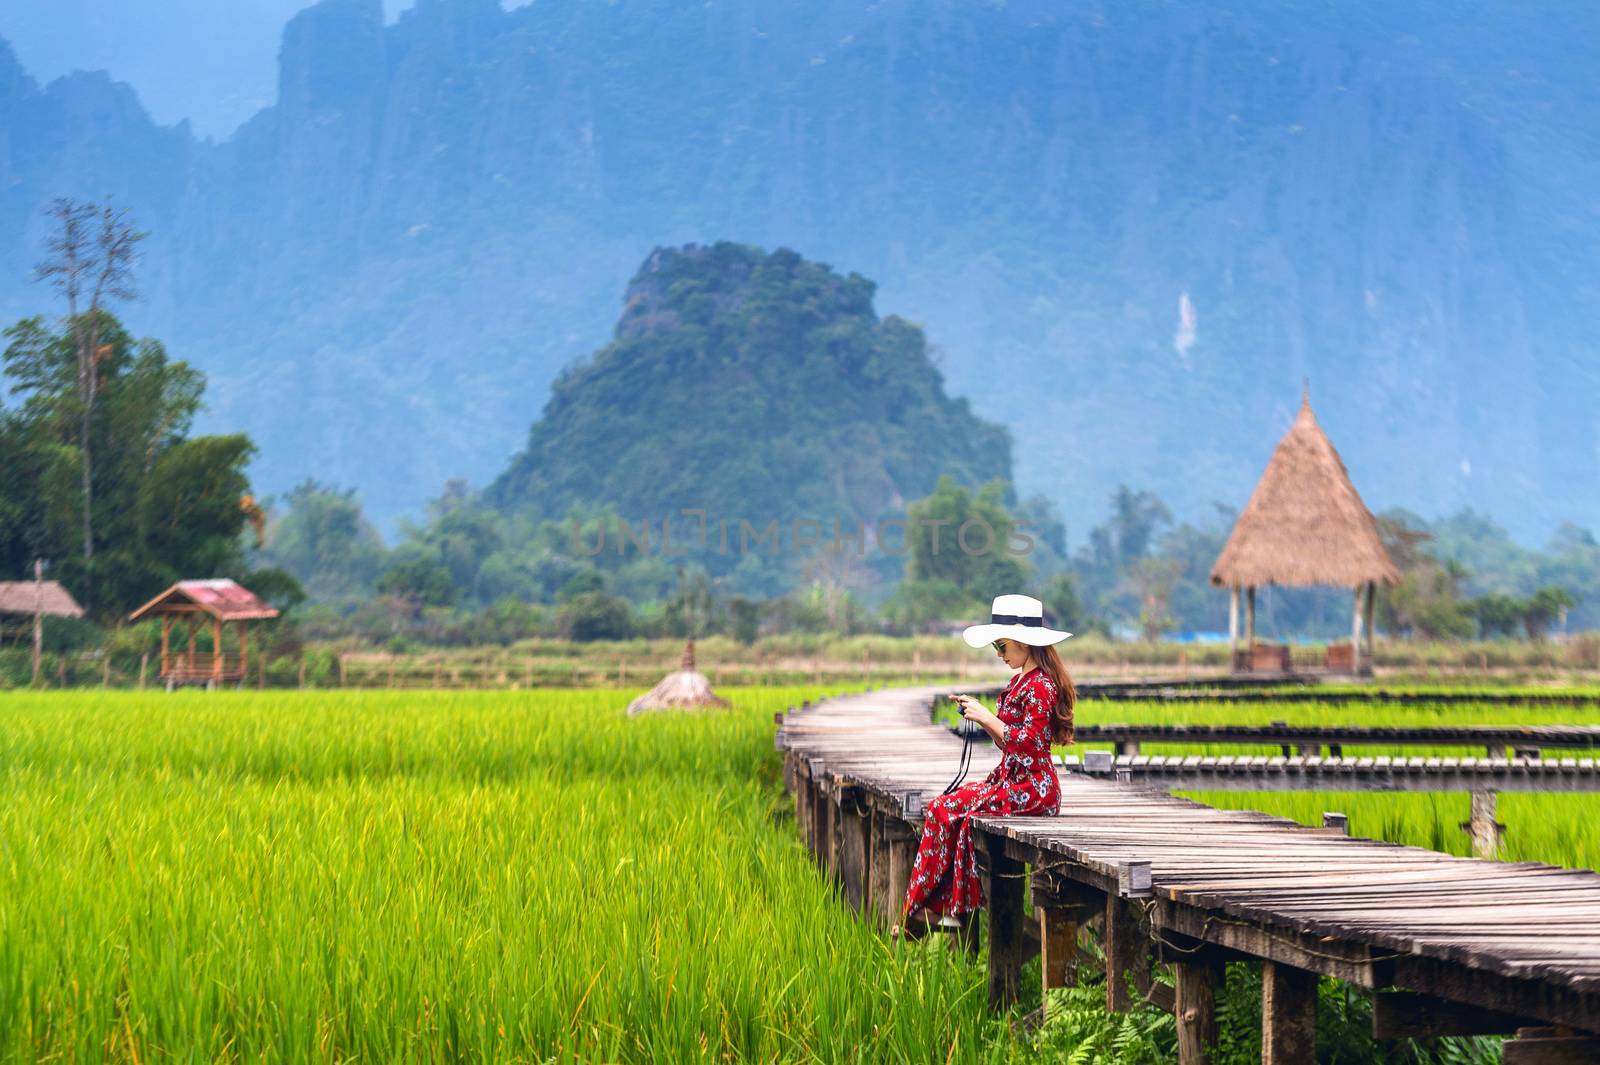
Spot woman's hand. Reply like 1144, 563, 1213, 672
952, 694, 1004, 744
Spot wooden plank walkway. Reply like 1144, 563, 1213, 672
1057, 752, 1600, 792
1090, 687, 1600, 707
1075, 722, 1600, 755
777, 683, 1600, 1064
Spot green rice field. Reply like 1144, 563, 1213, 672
0, 687, 1011, 1064
0, 683, 1590, 1063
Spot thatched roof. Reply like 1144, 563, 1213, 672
0, 580, 84, 618
626, 639, 731, 716
1210, 392, 1400, 589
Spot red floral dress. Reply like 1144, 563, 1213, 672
902, 666, 1062, 917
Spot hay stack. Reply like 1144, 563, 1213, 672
626, 639, 731, 715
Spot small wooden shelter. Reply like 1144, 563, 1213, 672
1210, 389, 1400, 676
0, 562, 85, 685
128, 579, 279, 688
626, 639, 731, 715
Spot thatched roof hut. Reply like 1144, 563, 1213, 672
1, 570, 85, 686
0, 580, 84, 619
626, 639, 731, 715
1210, 389, 1398, 675
1211, 394, 1400, 590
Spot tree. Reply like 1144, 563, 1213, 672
1121, 557, 1183, 641
665, 566, 715, 638
256, 480, 387, 597
377, 551, 457, 608
728, 596, 761, 644
1041, 573, 1089, 633
32, 198, 146, 611
1470, 593, 1524, 638
556, 591, 634, 641
904, 475, 1029, 596
1107, 485, 1173, 565
880, 577, 974, 634
1524, 587, 1577, 642
1, 313, 254, 620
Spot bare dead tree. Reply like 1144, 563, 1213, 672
34, 197, 146, 611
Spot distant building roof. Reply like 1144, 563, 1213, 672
0, 580, 85, 618
128, 579, 281, 623
1210, 392, 1401, 589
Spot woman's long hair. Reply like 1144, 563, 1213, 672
1029, 642, 1077, 745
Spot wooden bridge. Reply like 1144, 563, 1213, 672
1059, 751, 1600, 795
1075, 722, 1600, 758
776, 682, 1600, 1064
1087, 686, 1600, 708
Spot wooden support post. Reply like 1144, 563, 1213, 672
826, 787, 843, 884
1363, 581, 1377, 665
1462, 790, 1505, 859
30, 559, 43, 686
1351, 584, 1364, 676
211, 617, 223, 684
1262, 960, 1318, 1063
794, 764, 812, 849
1245, 586, 1256, 654
887, 831, 916, 923
240, 621, 249, 683
867, 810, 892, 929
1103, 896, 1150, 1013
160, 615, 171, 679
812, 775, 833, 869
138, 652, 148, 690
1227, 584, 1238, 666
1174, 949, 1225, 1064
1039, 907, 1079, 996
837, 789, 869, 913
1116, 739, 1141, 757
985, 837, 1025, 1010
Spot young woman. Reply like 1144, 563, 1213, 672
891, 593, 1076, 939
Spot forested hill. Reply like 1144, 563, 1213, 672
0, 0, 1597, 539
487, 242, 1012, 545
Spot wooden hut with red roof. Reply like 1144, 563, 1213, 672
1210, 388, 1400, 676
128, 579, 279, 688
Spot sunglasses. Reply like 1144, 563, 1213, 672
992, 640, 1011, 652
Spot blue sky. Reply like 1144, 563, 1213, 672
0, 0, 517, 138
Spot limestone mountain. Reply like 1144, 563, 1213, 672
487, 242, 1012, 554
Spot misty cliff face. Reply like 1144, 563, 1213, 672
0, 0, 1593, 539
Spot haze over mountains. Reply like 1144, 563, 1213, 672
1, 0, 1596, 544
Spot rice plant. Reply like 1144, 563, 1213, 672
0, 687, 1010, 1064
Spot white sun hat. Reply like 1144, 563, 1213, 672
961, 593, 1073, 648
